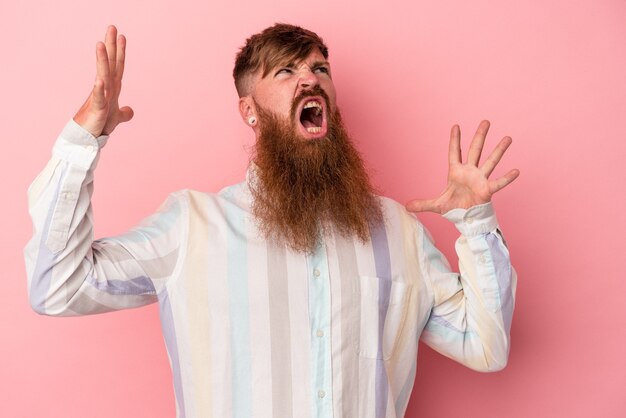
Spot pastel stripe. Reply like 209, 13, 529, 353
286, 248, 313, 418
487, 233, 515, 334
335, 234, 360, 418
267, 244, 293, 417
185, 192, 211, 417
308, 239, 333, 418
159, 289, 186, 418
393, 209, 422, 416
225, 196, 253, 418
369, 219, 392, 418
394, 356, 417, 415
85, 274, 155, 295
29, 163, 66, 314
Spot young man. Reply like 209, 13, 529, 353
25, 24, 519, 418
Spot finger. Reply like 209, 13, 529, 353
448, 124, 461, 166
480, 136, 512, 177
105, 25, 117, 72
467, 120, 490, 166
92, 78, 106, 109
489, 169, 520, 194
95, 41, 109, 76
405, 198, 439, 214
116, 34, 126, 80
118, 106, 134, 123
95, 41, 110, 92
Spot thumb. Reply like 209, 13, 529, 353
118, 106, 134, 123
405, 198, 439, 214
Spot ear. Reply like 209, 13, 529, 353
238, 96, 257, 127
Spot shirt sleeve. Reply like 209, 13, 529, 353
418, 202, 517, 372
24, 120, 187, 316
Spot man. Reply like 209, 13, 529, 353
25, 24, 519, 418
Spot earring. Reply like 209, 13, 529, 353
248, 116, 257, 125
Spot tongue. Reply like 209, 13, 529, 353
300, 107, 323, 129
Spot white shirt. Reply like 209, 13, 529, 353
25, 120, 516, 418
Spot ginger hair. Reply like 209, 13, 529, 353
233, 23, 329, 97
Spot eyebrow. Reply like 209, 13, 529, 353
309, 60, 331, 69
280, 60, 331, 69
268, 60, 331, 77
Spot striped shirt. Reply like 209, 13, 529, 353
25, 120, 516, 418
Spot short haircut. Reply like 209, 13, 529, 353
233, 23, 329, 97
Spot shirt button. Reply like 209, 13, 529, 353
316, 329, 324, 338
479, 254, 487, 264
465, 217, 474, 224
313, 268, 321, 277
86, 145, 95, 153
318, 390, 326, 398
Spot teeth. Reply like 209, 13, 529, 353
306, 127, 322, 133
303, 101, 322, 110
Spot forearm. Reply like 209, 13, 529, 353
25, 120, 105, 315
420, 203, 516, 371
24, 121, 164, 316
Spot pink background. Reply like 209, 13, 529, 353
1, 0, 625, 417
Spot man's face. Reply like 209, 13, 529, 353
250, 48, 337, 141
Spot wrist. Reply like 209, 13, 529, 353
442, 202, 499, 236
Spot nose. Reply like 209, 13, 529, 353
298, 68, 319, 91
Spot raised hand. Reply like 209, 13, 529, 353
73, 25, 134, 138
406, 120, 519, 214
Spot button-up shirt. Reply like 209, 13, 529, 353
25, 120, 516, 418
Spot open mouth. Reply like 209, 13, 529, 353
297, 97, 327, 139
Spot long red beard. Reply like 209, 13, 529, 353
251, 97, 383, 253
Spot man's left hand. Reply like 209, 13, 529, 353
406, 120, 520, 214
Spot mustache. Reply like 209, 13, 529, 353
290, 85, 331, 118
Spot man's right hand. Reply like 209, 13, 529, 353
73, 25, 134, 138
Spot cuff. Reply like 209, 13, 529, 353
52, 119, 109, 170
442, 202, 499, 237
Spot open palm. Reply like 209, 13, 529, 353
406, 120, 519, 214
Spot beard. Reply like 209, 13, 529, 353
250, 87, 383, 253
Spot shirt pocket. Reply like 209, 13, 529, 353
358, 275, 412, 360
